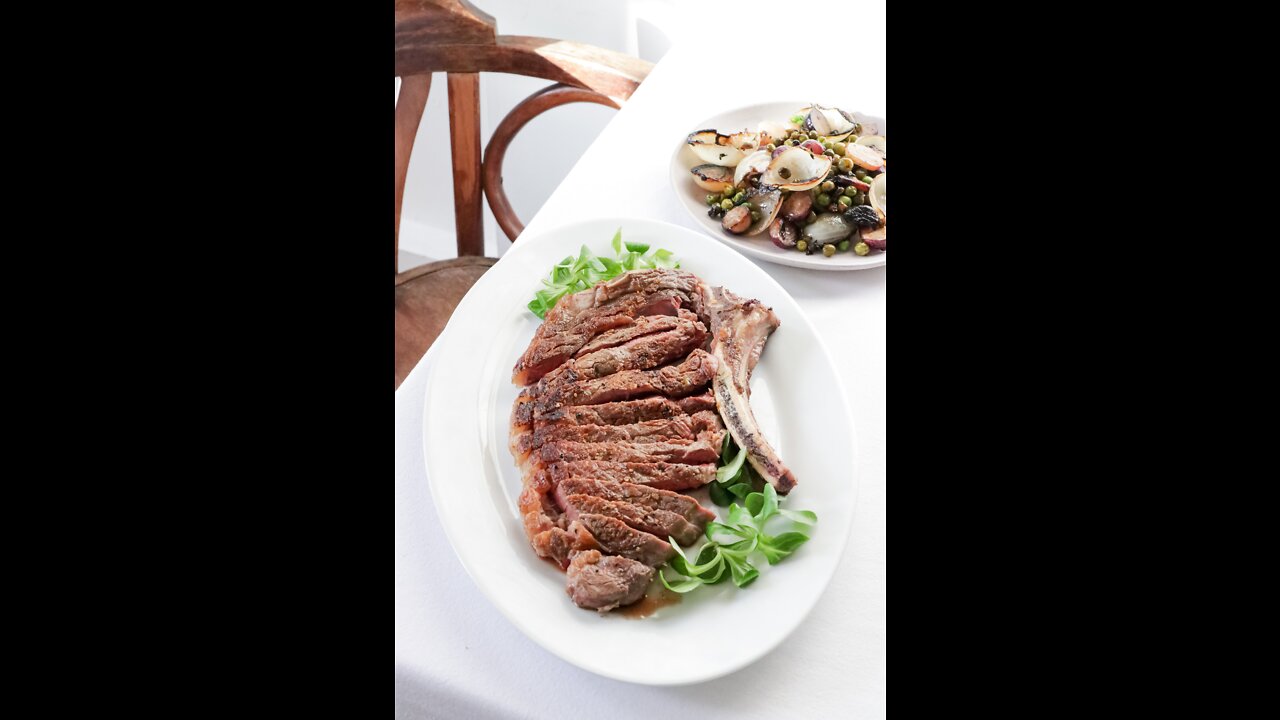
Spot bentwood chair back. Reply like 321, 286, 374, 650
394, 0, 653, 388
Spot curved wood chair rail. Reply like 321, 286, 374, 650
394, 1, 652, 253
483, 84, 619, 241
397, 36, 651, 106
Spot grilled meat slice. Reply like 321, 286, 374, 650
533, 438, 723, 468
574, 310, 700, 357
565, 550, 653, 612
545, 461, 716, 492
531, 526, 584, 569
558, 493, 703, 546
522, 350, 718, 423
555, 477, 716, 525
569, 513, 675, 567
517, 411, 723, 459
537, 393, 717, 428
512, 269, 707, 385
512, 350, 717, 430
532, 317, 708, 391
509, 324, 713, 453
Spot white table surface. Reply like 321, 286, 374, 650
396, 34, 885, 719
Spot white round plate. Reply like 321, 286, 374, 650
669, 101, 886, 271
421, 218, 858, 685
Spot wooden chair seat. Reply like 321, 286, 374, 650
395, 256, 497, 387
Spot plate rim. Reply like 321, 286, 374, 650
420, 217, 860, 685
669, 100, 886, 271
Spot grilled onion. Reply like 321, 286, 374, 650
803, 104, 857, 141
759, 146, 833, 192
756, 119, 796, 147
687, 129, 745, 166
686, 129, 763, 167
690, 164, 735, 193
733, 150, 772, 187
800, 213, 855, 244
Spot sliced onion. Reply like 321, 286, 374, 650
687, 129, 746, 166
759, 146, 833, 191
869, 173, 886, 217
733, 150, 772, 187
801, 213, 855, 244
849, 111, 880, 136
727, 131, 761, 153
690, 164, 735, 193
744, 186, 783, 236
854, 134, 886, 158
845, 143, 884, 171
804, 104, 857, 139
756, 119, 794, 146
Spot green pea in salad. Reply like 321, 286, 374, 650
686, 104, 885, 258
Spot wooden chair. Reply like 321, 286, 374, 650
394, 0, 653, 388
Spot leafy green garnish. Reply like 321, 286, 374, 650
707, 433, 760, 505
526, 229, 681, 319
658, 483, 818, 594
716, 440, 747, 484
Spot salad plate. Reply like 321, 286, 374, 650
421, 217, 858, 685
670, 101, 886, 271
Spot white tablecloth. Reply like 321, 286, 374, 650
396, 35, 885, 719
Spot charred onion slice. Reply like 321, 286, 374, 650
686, 129, 756, 167
727, 131, 761, 152
802, 104, 858, 141
733, 150, 772, 188
760, 146, 833, 192
846, 144, 885, 171
854, 134, 886, 158
756, 119, 796, 147
690, 164, 735, 193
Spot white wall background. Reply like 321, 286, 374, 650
398, 0, 886, 267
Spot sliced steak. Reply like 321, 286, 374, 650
533, 317, 707, 391
513, 269, 707, 385
524, 350, 718, 421
509, 269, 797, 613
519, 483, 560, 536
558, 492, 703, 545
521, 411, 722, 456
533, 438, 722, 468
556, 477, 716, 525
548, 268, 704, 322
531, 526, 585, 569
537, 393, 717, 428
574, 310, 699, 357
546, 461, 716, 492
569, 513, 674, 567
704, 286, 797, 494
565, 550, 653, 611
516, 294, 682, 388
510, 330, 713, 453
